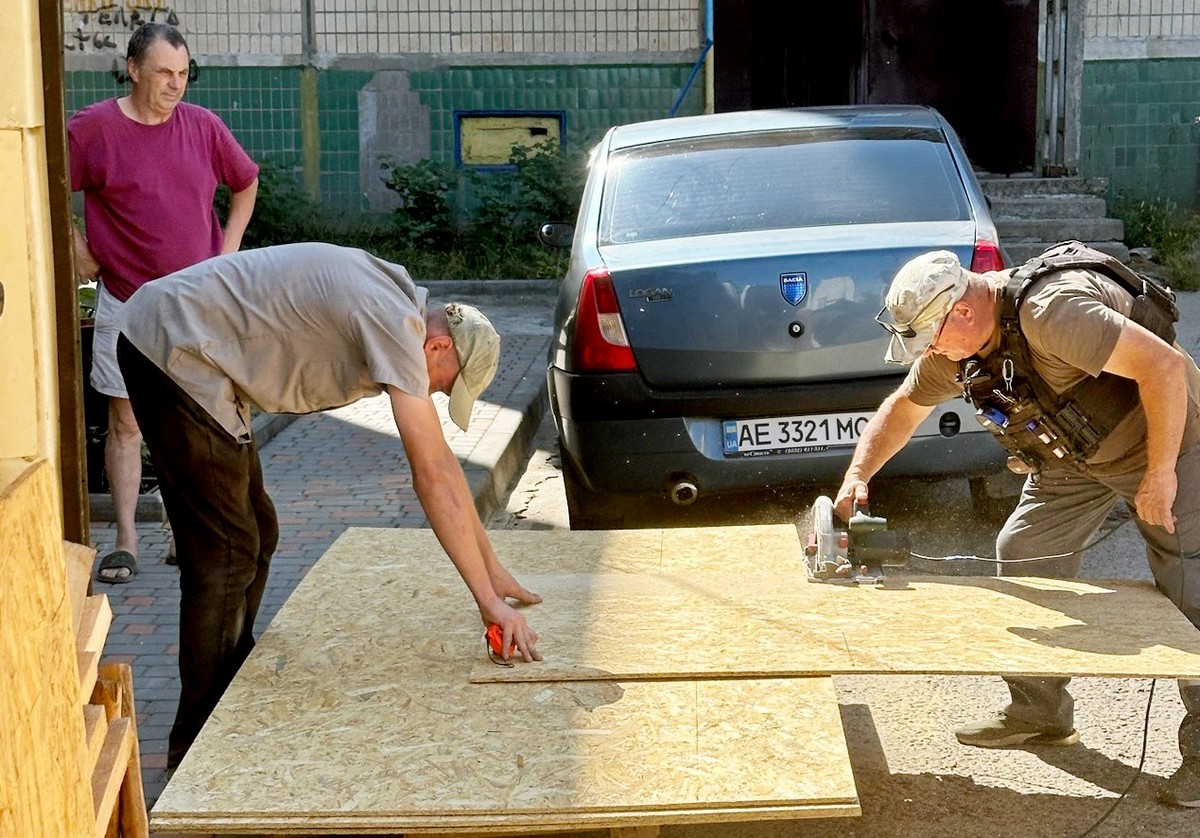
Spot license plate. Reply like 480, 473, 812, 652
722, 411, 873, 458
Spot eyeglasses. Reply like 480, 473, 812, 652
874, 285, 955, 338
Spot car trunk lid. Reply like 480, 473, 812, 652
597, 223, 978, 388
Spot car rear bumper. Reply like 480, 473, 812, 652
550, 367, 1007, 498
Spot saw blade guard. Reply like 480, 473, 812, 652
801, 495, 851, 580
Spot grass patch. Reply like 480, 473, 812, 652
1111, 194, 1200, 291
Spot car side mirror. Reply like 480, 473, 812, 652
538, 222, 574, 249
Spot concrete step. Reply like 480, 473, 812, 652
976, 173, 1129, 268
977, 175, 1110, 198
996, 216, 1125, 242
1004, 239, 1130, 265
988, 194, 1108, 220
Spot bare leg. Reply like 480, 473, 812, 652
103, 396, 143, 578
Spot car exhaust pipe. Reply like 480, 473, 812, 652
669, 479, 699, 506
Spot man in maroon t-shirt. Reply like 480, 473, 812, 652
70, 22, 259, 584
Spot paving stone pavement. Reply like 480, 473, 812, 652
85, 280, 557, 811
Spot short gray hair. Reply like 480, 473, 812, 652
127, 23, 189, 65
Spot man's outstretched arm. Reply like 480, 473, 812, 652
387, 385, 542, 661
834, 389, 933, 520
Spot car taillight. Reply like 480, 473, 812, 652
970, 239, 1006, 272
573, 268, 636, 373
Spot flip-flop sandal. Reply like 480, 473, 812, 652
96, 550, 138, 585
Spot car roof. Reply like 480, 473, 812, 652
607, 105, 945, 151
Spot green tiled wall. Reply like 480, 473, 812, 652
65, 63, 702, 212
1081, 58, 1200, 205
66, 66, 309, 195
317, 71, 374, 206
408, 65, 704, 162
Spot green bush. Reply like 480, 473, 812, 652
379, 139, 588, 278
216, 156, 318, 249
1111, 194, 1200, 291
380, 157, 458, 252
215, 142, 587, 279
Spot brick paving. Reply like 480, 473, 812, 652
86, 284, 555, 815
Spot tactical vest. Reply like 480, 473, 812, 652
958, 241, 1179, 470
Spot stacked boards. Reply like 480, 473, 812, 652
152, 525, 1200, 835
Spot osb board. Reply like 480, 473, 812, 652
235, 527, 1200, 684
0, 461, 93, 836
151, 526, 859, 833
469, 570, 1200, 683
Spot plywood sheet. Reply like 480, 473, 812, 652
470, 572, 1200, 682
0, 461, 93, 836
245, 527, 1200, 684
152, 526, 859, 832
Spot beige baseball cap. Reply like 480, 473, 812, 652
445, 302, 501, 431
880, 250, 969, 364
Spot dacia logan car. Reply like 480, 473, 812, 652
546, 105, 1008, 528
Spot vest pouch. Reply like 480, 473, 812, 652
1130, 279, 1178, 343
1051, 373, 1141, 460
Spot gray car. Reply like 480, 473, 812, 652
546, 105, 1008, 529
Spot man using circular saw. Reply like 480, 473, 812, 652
833, 244, 1200, 808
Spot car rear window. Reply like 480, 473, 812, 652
599, 127, 972, 245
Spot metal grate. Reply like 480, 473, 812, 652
306, 0, 703, 55
63, 1, 302, 60
1086, 0, 1200, 39
64, 1, 701, 61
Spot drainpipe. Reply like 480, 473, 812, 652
704, 0, 714, 113
669, 0, 714, 116
300, 0, 321, 202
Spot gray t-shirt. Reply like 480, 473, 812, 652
903, 268, 1200, 464
118, 242, 429, 441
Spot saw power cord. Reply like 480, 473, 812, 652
1077, 678, 1156, 838
906, 520, 1192, 833
909, 511, 1132, 566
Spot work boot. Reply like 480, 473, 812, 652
1159, 757, 1200, 808
955, 712, 1079, 748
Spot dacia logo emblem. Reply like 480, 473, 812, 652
780, 272, 808, 306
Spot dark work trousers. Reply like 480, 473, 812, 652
117, 337, 279, 768
994, 443, 1200, 759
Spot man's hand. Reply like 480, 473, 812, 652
480, 598, 542, 663
834, 478, 869, 522
831, 391, 931, 521
489, 564, 542, 607
1134, 467, 1178, 533
72, 226, 100, 281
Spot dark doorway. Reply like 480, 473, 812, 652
713, 0, 1039, 174
713, 1, 864, 111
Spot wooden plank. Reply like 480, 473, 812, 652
65, 540, 97, 637
470, 570, 1200, 683
83, 704, 108, 772
77, 594, 112, 701
90, 668, 121, 718
81, 651, 105, 708
91, 717, 132, 838
77, 595, 112, 657
100, 662, 149, 838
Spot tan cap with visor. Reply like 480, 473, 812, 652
445, 303, 501, 431
879, 250, 969, 364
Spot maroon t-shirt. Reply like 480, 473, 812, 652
69, 98, 259, 302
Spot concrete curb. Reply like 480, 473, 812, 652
466, 380, 549, 524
